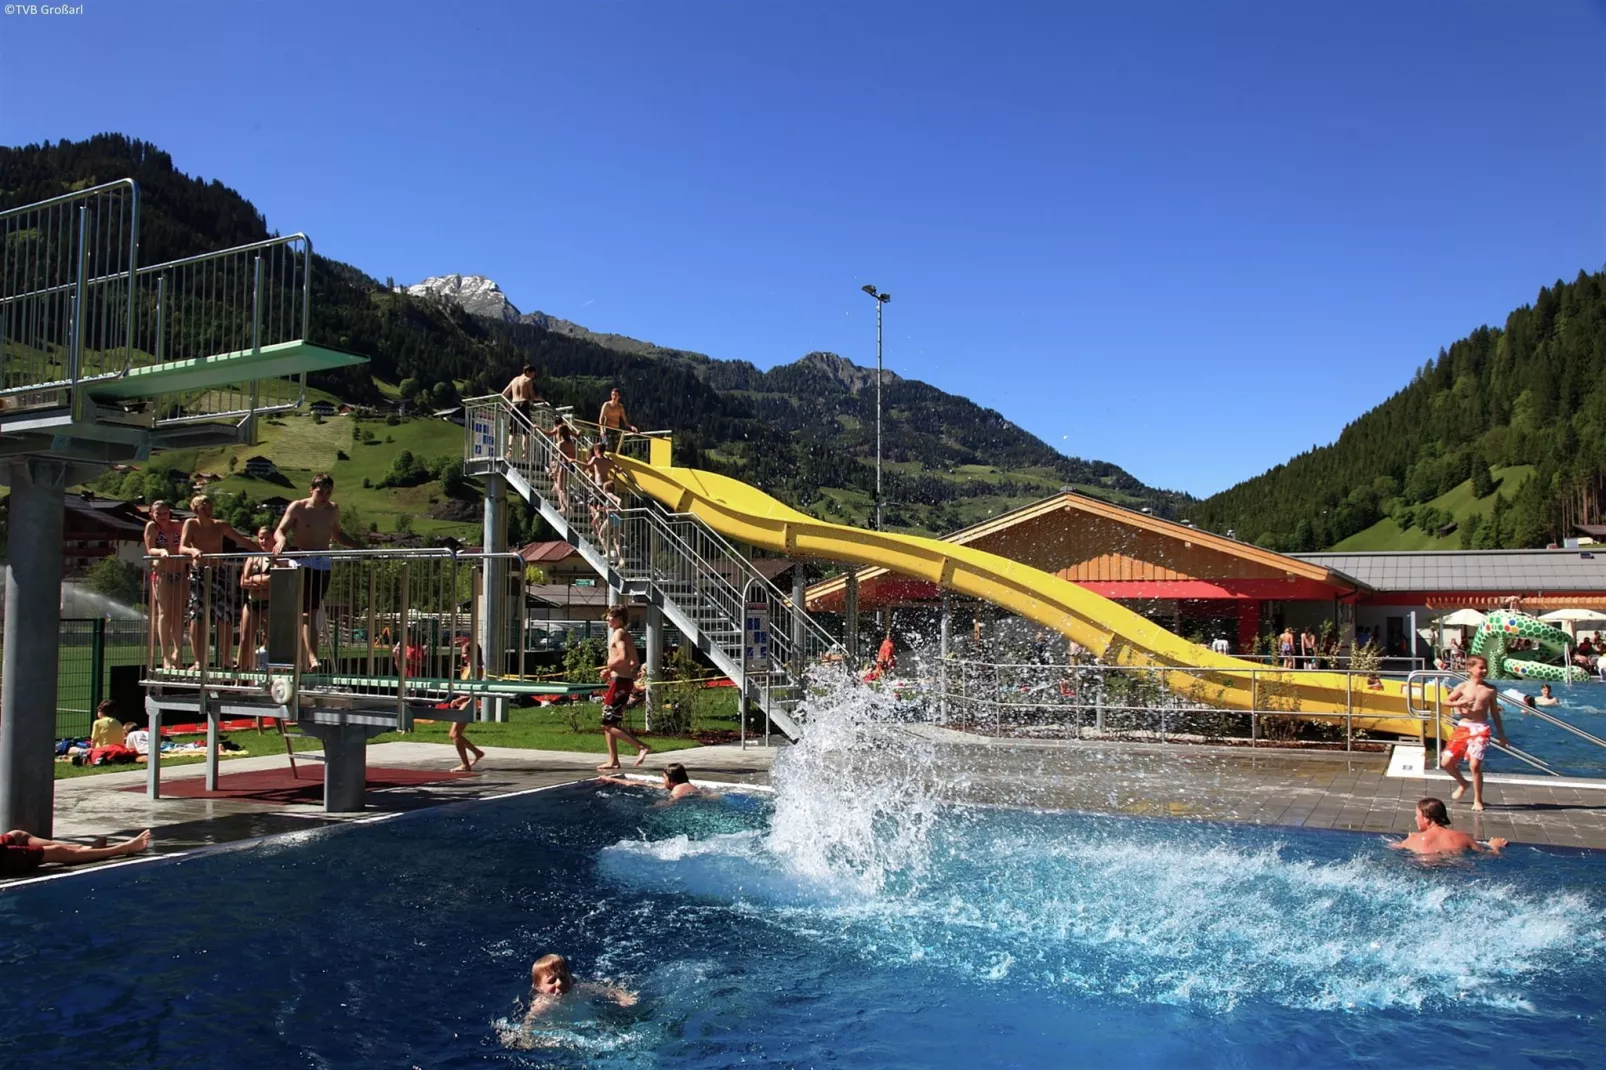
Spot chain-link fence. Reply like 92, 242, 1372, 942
0, 617, 150, 739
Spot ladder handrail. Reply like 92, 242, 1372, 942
464, 394, 841, 731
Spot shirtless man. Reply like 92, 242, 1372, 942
1300, 627, 1319, 669
502, 364, 542, 434
1439, 654, 1508, 811
597, 387, 637, 451
273, 474, 361, 670
585, 442, 622, 562
596, 605, 650, 771
1388, 797, 1507, 856
179, 495, 254, 670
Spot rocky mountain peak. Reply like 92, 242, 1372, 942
795, 351, 901, 393
404, 274, 521, 323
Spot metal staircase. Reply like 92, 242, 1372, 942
462, 395, 842, 740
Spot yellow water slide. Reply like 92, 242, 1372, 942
617, 451, 1434, 739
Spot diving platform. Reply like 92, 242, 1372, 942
87, 341, 367, 400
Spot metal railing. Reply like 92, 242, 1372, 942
1405, 668, 1606, 776
935, 656, 1417, 750
464, 394, 842, 736
1, 179, 139, 397
142, 547, 526, 716
133, 234, 312, 425
1232, 652, 1426, 673
0, 616, 149, 739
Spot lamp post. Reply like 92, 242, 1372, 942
861, 284, 891, 530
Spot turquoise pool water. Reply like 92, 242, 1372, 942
0, 780, 1601, 1068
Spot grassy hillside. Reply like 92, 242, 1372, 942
144, 412, 481, 539
1333, 465, 1535, 551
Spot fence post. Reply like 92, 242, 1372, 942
90, 617, 106, 714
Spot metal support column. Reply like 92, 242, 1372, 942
939, 593, 951, 722
480, 473, 506, 677
844, 571, 859, 666
0, 458, 68, 836
645, 604, 663, 731
791, 566, 806, 682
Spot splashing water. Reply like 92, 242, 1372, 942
599, 666, 1606, 1015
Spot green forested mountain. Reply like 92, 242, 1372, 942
1193, 269, 1606, 550
0, 134, 1191, 533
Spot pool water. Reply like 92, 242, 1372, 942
2, 779, 1603, 1068
1482, 679, 1606, 776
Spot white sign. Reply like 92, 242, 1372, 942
743, 601, 771, 672
469, 409, 497, 459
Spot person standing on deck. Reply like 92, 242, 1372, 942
1439, 654, 1508, 812
179, 495, 254, 671
273, 474, 361, 671
597, 388, 637, 452
596, 606, 651, 771
143, 500, 186, 669
1300, 628, 1319, 669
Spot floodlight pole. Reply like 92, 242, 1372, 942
861, 285, 891, 531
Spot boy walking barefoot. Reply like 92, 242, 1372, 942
596, 606, 651, 771
1439, 654, 1508, 811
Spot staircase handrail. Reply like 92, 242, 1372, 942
464, 393, 841, 696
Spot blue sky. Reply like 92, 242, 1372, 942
3, 1, 1603, 497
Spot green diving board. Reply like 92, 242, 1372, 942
88, 341, 368, 400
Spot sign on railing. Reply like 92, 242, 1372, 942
744, 599, 772, 672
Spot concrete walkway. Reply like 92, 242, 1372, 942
39, 741, 778, 861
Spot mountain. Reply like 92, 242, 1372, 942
0, 134, 1191, 534
1192, 268, 1606, 551
404, 274, 521, 322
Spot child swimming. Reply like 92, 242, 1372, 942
525, 954, 637, 1019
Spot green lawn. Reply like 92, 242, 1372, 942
53, 731, 323, 779
1333, 465, 1535, 551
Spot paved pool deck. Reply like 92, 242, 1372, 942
11, 730, 1604, 884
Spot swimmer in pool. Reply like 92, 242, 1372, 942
595, 762, 704, 802
1536, 684, 1559, 707
524, 954, 637, 1021
1387, 797, 1507, 856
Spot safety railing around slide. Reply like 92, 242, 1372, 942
1405, 669, 1606, 777
463, 395, 842, 733
141, 547, 525, 719
932, 656, 1433, 750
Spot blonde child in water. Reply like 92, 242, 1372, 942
524, 954, 638, 1024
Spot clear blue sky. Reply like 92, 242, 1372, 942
4, 2, 1603, 497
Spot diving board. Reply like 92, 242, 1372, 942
88, 341, 368, 400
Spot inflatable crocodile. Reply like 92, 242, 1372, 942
1469, 610, 1592, 683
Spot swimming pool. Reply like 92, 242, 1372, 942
2, 774, 1602, 1068
1484, 679, 1606, 776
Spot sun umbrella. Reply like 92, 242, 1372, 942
1538, 609, 1606, 623
1437, 609, 1487, 628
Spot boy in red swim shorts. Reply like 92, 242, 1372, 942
1439, 654, 1507, 811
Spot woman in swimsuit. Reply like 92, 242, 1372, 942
143, 500, 187, 668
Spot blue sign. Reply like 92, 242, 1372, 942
743, 602, 771, 672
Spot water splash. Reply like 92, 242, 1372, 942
599, 667, 1606, 1013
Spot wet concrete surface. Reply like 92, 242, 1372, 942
9, 730, 1604, 886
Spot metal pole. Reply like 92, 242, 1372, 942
844, 571, 859, 666
69, 206, 87, 386
875, 296, 882, 532
939, 593, 951, 722
645, 604, 663, 733
0, 459, 68, 835
481, 473, 506, 678
90, 617, 106, 714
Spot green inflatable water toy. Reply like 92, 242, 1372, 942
1469, 610, 1592, 683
